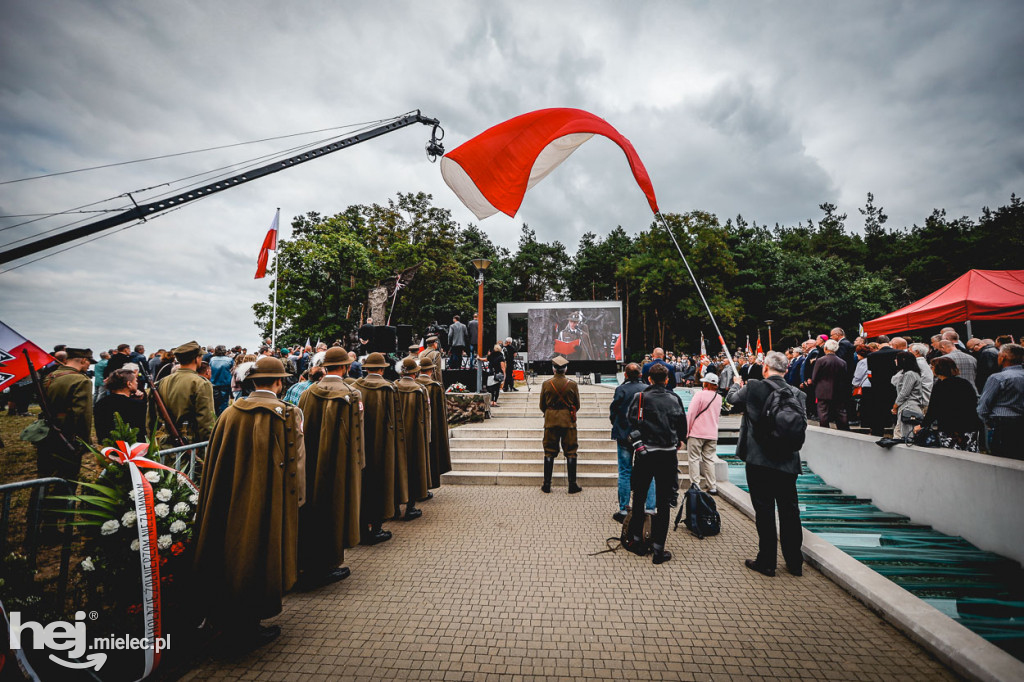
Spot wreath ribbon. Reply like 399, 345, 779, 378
99, 441, 197, 680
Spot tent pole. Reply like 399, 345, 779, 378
966, 319, 973, 339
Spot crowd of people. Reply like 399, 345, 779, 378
644, 328, 1022, 459
16, 337, 454, 652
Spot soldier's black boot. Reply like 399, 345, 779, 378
541, 456, 553, 493
567, 457, 582, 494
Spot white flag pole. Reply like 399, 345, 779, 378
271, 207, 280, 350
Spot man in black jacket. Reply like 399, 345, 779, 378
865, 337, 900, 436
623, 363, 686, 565
609, 363, 655, 523
726, 351, 807, 577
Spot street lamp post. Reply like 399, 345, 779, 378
472, 258, 491, 394
765, 320, 774, 351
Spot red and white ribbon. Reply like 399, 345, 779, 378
100, 441, 197, 680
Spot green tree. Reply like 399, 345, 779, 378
508, 224, 569, 301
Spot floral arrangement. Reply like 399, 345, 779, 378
56, 416, 199, 643
446, 382, 470, 394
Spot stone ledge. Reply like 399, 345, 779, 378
718, 479, 1024, 682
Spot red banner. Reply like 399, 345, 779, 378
553, 339, 580, 355
0, 321, 53, 391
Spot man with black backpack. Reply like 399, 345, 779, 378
726, 350, 807, 578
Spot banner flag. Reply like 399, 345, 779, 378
0, 321, 53, 391
254, 209, 280, 279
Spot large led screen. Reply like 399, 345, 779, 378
527, 305, 622, 362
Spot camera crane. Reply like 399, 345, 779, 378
0, 111, 445, 266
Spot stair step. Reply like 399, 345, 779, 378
449, 448, 617, 460
449, 459, 620, 473
441, 471, 691, 487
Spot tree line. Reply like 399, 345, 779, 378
254, 191, 1024, 361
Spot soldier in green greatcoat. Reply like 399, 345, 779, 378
156, 340, 216, 445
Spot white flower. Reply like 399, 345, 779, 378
173, 502, 190, 515
100, 520, 120, 536
121, 510, 137, 527
144, 471, 160, 483
130, 539, 140, 551
157, 535, 172, 550
154, 503, 170, 518
81, 557, 95, 571
170, 520, 186, 534
189, 493, 198, 505
156, 488, 172, 502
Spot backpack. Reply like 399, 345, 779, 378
754, 382, 806, 460
589, 509, 652, 556
674, 483, 721, 538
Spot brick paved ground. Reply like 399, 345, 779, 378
183, 484, 956, 681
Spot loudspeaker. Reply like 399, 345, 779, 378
396, 324, 413, 350
372, 325, 398, 354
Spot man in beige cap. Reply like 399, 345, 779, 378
539, 355, 582, 494
417, 356, 451, 490
419, 336, 443, 384
296, 347, 363, 589
354, 352, 405, 544
396, 357, 430, 519
157, 340, 216, 445
193, 355, 305, 652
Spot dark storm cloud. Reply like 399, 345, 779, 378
1, 0, 1021, 353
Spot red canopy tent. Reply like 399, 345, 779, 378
862, 269, 1024, 337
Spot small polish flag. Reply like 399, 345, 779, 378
255, 208, 280, 279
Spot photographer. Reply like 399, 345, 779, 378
623, 363, 687, 564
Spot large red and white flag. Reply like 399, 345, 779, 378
0, 321, 53, 391
254, 208, 280, 279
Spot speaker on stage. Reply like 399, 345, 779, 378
396, 324, 413, 350
372, 325, 398, 354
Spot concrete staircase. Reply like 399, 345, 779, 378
442, 383, 737, 487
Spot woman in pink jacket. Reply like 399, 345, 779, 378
686, 373, 723, 493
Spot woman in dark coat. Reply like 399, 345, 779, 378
486, 344, 505, 406
94, 368, 148, 442
915, 356, 982, 452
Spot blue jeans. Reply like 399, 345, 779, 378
617, 443, 656, 512
213, 385, 232, 416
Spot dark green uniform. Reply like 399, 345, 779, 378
539, 370, 582, 493
39, 366, 93, 480
158, 368, 216, 444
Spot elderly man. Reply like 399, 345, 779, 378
811, 339, 850, 430
727, 351, 806, 577
641, 348, 677, 390
977, 344, 1024, 459
909, 343, 935, 403
940, 339, 977, 387
968, 338, 1000, 393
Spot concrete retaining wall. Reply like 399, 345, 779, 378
802, 426, 1024, 567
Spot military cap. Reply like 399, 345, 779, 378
567, 311, 584, 322
171, 340, 201, 356
425, 335, 439, 344
418, 357, 435, 370
323, 347, 353, 366
401, 357, 419, 374
247, 356, 292, 379
552, 355, 569, 367
66, 347, 97, 363
408, 343, 421, 352
362, 352, 389, 369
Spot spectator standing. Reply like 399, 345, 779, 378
347, 351, 362, 380
448, 315, 469, 370
851, 345, 872, 426
785, 348, 805, 388
865, 337, 899, 436
942, 329, 967, 352
641, 347, 677, 390
129, 345, 148, 387
909, 343, 935, 404
927, 334, 944, 362
283, 366, 324, 406
93, 351, 110, 402
232, 353, 256, 399
502, 337, 518, 392
467, 313, 479, 369
357, 317, 375, 354
939, 340, 977, 387
148, 350, 164, 377
486, 344, 504, 406
94, 369, 148, 442
209, 345, 234, 416
891, 352, 925, 440
686, 373, 722, 493
915, 357, 981, 451
609, 363, 656, 523
977, 343, 1024, 459
727, 351, 806, 577
311, 342, 328, 368
830, 328, 856, 379
968, 338, 1000, 393
104, 344, 132, 378
810, 339, 850, 430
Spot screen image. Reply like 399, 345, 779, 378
527, 306, 622, 362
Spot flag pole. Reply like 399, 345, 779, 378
272, 207, 280, 350
655, 212, 739, 379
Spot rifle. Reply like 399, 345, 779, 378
138, 362, 186, 448
23, 350, 78, 454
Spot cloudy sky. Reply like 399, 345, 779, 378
1, 0, 1021, 354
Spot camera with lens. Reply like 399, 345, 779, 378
628, 430, 647, 457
